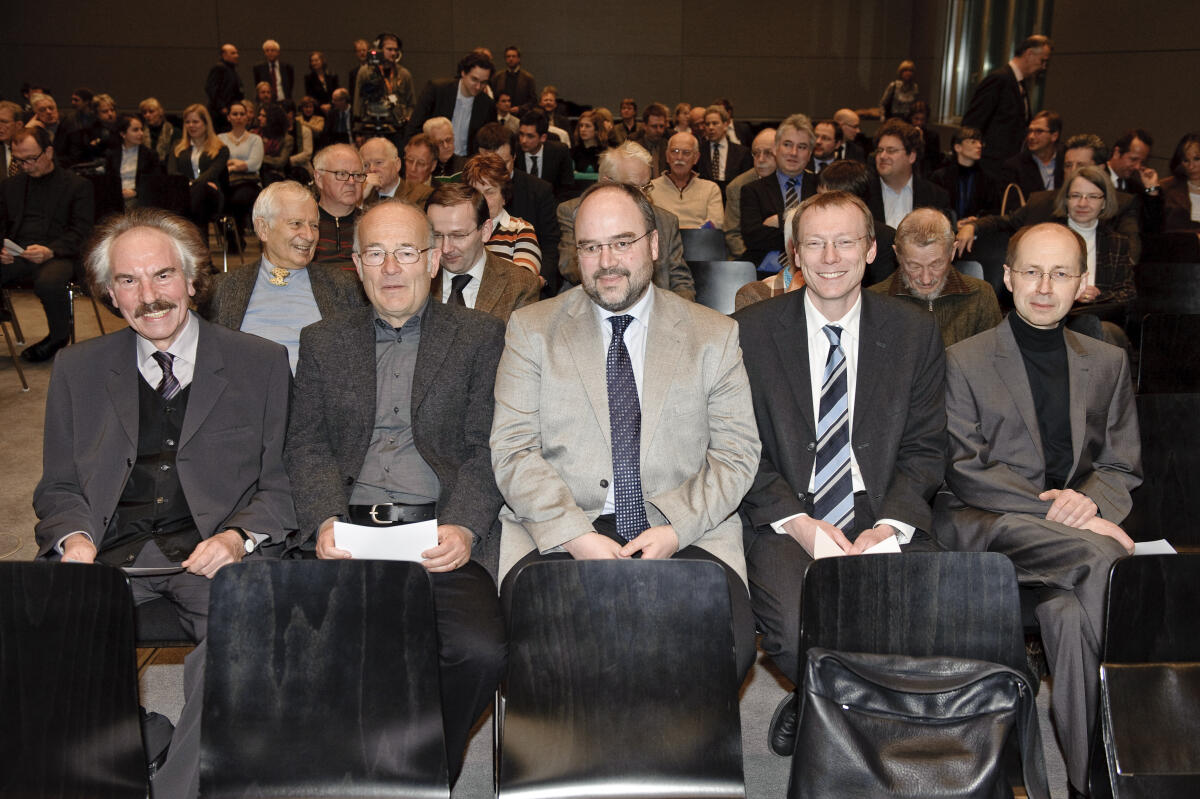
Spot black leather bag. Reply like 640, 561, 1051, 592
791, 648, 1049, 799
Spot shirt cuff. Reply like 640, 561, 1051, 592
876, 518, 915, 545
55, 531, 93, 555
770, 512, 808, 535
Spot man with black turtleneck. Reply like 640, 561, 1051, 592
933, 222, 1141, 799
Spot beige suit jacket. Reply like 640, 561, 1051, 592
491, 285, 760, 581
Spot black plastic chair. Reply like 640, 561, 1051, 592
0, 562, 146, 798
499, 559, 745, 798
1137, 314, 1200, 393
200, 560, 449, 799
1, 288, 30, 391
692, 259, 757, 315
1123, 393, 1200, 547
1131, 262, 1200, 317
681, 225, 728, 262
1097, 554, 1200, 798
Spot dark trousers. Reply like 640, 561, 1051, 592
1, 256, 74, 341
187, 181, 222, 231
127, 541, 211, 642
744, 493, 941, 686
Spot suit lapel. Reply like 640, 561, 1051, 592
226, 260, 259, 328
852, 293, 890, 436
412, 300, 455, 414
309, 264, 336, 318
1064, 331, 1092, 481
640, 288, 684, 452
179, 316, 229, 449
105, 329, 141, 447
993, 318, 1045, 455
475, 253, 503, 316
562, 291, 611, 446
770, 290, 816, 439
344, 308, 379, 436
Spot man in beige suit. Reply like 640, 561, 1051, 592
491, 181, 761, 680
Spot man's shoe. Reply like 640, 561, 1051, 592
768, 692, 799, 756
20, 335, 69, 363
1067, 783, 1089, 799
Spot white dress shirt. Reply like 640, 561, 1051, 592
439, 248, 487, 309
881, 176, 914, 228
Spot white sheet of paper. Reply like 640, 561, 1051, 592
1133, 539, 1177, 556
333, 519, 438, 562
3, 238, 25, 256
812, 528, 903, 559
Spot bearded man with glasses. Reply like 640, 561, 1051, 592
310, 143, 367, 268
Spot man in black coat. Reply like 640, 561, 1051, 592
962, 34, 1053, 176
514, 108, 574, 199
252, 38, 295, 101
205, 43, 243, 133
405, 51, 496, 155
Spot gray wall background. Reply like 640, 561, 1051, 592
0, 0, 1192, 169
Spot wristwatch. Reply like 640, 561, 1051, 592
226, 527, 256, 554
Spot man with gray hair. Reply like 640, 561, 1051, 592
311, 143, 367, 268
742, 113, 819, 268
868, 207, 1001, 347
253, 38, 294, 101
208, 180, 365, 370
359, 135, 404, 203
557, 141, 695, 300
650, 130, 724, 229
424, 116, 466, 177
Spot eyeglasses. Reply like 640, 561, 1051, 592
356, 246, 433, 267
11, 150, 45, 167
576, 229, 653, 259
877, 146, 906, 157
1067, 192, 1104, 202
1008, 267, 1082, 284
431, 224, 483, 246
1027, 127, 1052, 135
316, 168, 368, 183
798, 235, 868, 253
668, 148, 694, 156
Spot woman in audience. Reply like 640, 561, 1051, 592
258, 103, 294, 185
463, 151, 541, 277
303, 51, 338, 112
167, 103, 229, 230
1158, 132, 1200, 232
139, 97, 176, 162
905, 101, 943, 175
571, 111, 605, 174
590, 107, 621, 146
673, 102, 692, 135
298, 96, 325, 138
880, 59, 921, 120
106, 114, 161, 210
218, 100, 263, 241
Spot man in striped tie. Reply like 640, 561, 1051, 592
734, 190, 947, 756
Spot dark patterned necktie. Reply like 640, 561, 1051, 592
151, 351, 180, 401
607, 315, 648, 541
781, 177, 800, 268
712, 142, 721, 181
812, 325, 854, 532
530, 154, 539, 178
449, 274, 471, 306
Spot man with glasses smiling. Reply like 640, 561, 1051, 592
934, 222, 1140, 799
311, 143, 366, 268
285, 198, 507, 786
1004, 109, 1063, 197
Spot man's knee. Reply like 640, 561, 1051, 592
32, 259, 73, 297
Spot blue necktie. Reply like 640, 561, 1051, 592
607, 315, 648, 541
781, 177, 799, 268
812, 325, 854, 532
151, 351, 180, 401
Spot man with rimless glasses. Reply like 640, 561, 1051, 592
284, 198, 507, 784
934, 222, 1140, 799
310, 143, 367, 268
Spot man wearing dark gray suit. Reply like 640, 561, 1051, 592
935, 223, 1139, 798
284, 200, 506, 784
735, 191, 947, 755
207, 180, 364, 371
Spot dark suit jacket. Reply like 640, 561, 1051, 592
205, 61, 243, 119
253, 61, 296, 100
33, 315, 297, 556
961, 65, 1027, 168
866, 174, 953, 225
1157, 176, 1199, 233
697, 139, 753, 195
0, 166, 94, 258
836, 141, 868, 164
930, 161, 1004, 219
303, 71, 339, 107
507, 169, 560, 293
322, 107, 355, 147
431, 250, 540, 323
490, 68, 537, 110
104, 145, 162, 213
735, 288, 947, 535
515, 139, 574, 198
206, 260, 366, 329
1003, 149, 1064, 198
405, 78, 497, 153
740, 171, 818, 265
166, 145, 230, 192
284, 300, 506, 548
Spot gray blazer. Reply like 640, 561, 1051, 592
34, 315, 296, 556
284, 300, 506, 550
491, 285, 761, 581
206, 259, 365, 329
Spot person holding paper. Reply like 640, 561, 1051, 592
733, 191, 947, 756
933, 222, 1140, 798
284, 199, 507, 785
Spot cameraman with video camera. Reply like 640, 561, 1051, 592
352, 33, 413, 147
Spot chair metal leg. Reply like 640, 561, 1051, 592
87, 292, 106, 336
66, 283, 78, 345
493, 689, 505, 798
2, 320, 30, 391
2, 288, 23, 344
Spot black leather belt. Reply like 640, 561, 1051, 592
347, 503, 436, 525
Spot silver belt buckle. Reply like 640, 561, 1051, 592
368, 504, 391, 524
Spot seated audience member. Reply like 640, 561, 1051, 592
217, 101, 263, 240
867, 207, 1001, 346
697, 104, 752, 197
880, 59, 920, 120
426, 181, 539, 321
463, 152, 542, 279
1003, 109, 1063, 197
208, 180, 363, 371
558, 142, 695, 300
614, 97, 643, 143
495, 91, 520, 132
735, 191, 946, 756
26, 92, 76, 164
139, 97, 177, 163
571, 110, 605, 174
741, 114, 819, 268
298, 96, 325, 137
715, 98, 752, 145
930, 126, 1003, 221
491, 181, 761, 684
672, 102, 692, 135
76, 93, 119, 162
631, 101, 670, 176
397, 133, 438, 205
323, 88, 354, 147
406, 50, 496, 155
1106, 128, 1157, 194
867, 118, 952, 229
688, 105, 707, 137
934, 222, 1139, 799
284, 200, 507, 786
424, 116, 466, 177
258, 104, 294, 184
304, 50, 338, 111
0, 100, 23, 178
726, 128, 776, 259
538, 85, 570, 132
254, 81, 274, 110
650, 131, 724, 229
589, 107, 620, 147
905, 100, 943, 175
834, 107, 873, 156
281, 101, 313, 180
515, 108, 574, 198
360, 136, 404, 203
0, 125, 94, 362
167, 104, 229, 231
810, 119, 846, 175
310, 143, 365, 268
1156, 131, 1200, 232
816, 159, 898, 286
37, 207, 296, 799
107, 114, 162, 210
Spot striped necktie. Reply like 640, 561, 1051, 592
812, 325, 854, 532
151, 351, 181, 401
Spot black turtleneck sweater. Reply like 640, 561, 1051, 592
1009, 313, 1072, 489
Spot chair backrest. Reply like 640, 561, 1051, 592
141, 174, 192, 215
956, 259, 985, 280
0, 562, 146, 798
1137, 314, 1200, 393
681, 226, 728, 262
800, 551, 1028, 679
200, 560, 449, 799
692, 260, 758, 315
1102, 554, 1200, 663
1133, 263, 1200, 316
501, 559, 744, 798
1123, 394, 1200, 546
